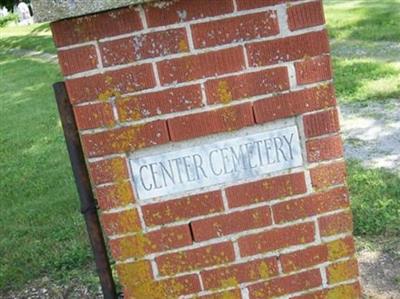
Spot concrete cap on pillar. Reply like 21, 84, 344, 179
32, 0, 160, 22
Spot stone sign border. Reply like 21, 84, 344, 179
129, 121, 303, 202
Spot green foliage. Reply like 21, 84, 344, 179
0, 54, 97, 292
347, 161, 400, 236
0, 13, 17, 28
0, 0, 15, 10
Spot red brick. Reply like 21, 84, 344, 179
290, 289, 325, 299
303, 109, 340, 138
73, 102, 115, 130
101, 209, 141, 236
254, 83, 336, 124
51, 7, 142, 47
155, 274, 202, 297
99, 37, 135, 67
295, 55, 332, 85
201, 257, 279, 289
117, 85, 202, 122
191, 206, 272, 242
327, 258, 359, 284
99, 28, 189, 66
88, 157, 129, 185
246, 30, 329, 67
326, 236, 356, 261
238, 222, 315, 256
156, 242, 235, 275
281, 245, 328, 273
118, 260, 201, 298
319, 210, 354, 237
109, 225, 192, 260
288, 1, 325, 31
57, 45, 98, 76
81, 120, 169, 157
273, 187, 350, 224
96, 181, 135, 210
291, 282, 362, 299
157, 47, 245, 85
168, 103, 254, 141
65, 64, 155, 104
205, 67, 289, 104
200, 290, 242, 299
291, 290, 325, 299
306, 135, 344, 163
191, 11, 279, 49
248, 269, 322, 298
144, 0, 234, 27
310, 161, 347, 189
142, 191, 224, 226
236, 0, 288, 10
226, 172, 307, 208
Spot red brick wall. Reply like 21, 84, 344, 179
51, 0, 361, 298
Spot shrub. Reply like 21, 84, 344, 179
0, 13, 17, 28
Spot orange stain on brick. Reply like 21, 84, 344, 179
327, 238, 354, 261
118, 260, 188, 299
178, 38, 189, 52
327, 283, 360, 299
119, 97, 143, 121
327, 258, 359, 284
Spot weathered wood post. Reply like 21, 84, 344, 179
53, 82, 117, 298
36, 0, 362, 298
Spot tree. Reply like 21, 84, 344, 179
0, 0, 14, 10
0, 0, 29, 10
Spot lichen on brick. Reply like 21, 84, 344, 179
217, 81, 233, 104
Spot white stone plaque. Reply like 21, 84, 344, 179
130, 126, 303, 202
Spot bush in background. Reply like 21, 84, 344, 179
0, 13, 17, 28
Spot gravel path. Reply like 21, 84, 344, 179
2, 277, 104, 299
341, 99, 400, 172
358, 248, 400, 299
341, 99, 400, 298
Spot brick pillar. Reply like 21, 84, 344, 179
51, 0, 361, 298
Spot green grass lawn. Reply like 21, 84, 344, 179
325, 0, 400, 42
0, 55, 98, 292
333, 58, 400, 103
0, 23, 55, 54
0, 0, 399, 294
348, 161, 400, 236
325, 0, 400, 103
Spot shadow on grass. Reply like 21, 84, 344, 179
326, 0, 400, 42
331, 40, 400, 63
333, 58, 400, 103
0, 35, 56, 54
347, 160, 400, 237
30, 22, 52, 34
